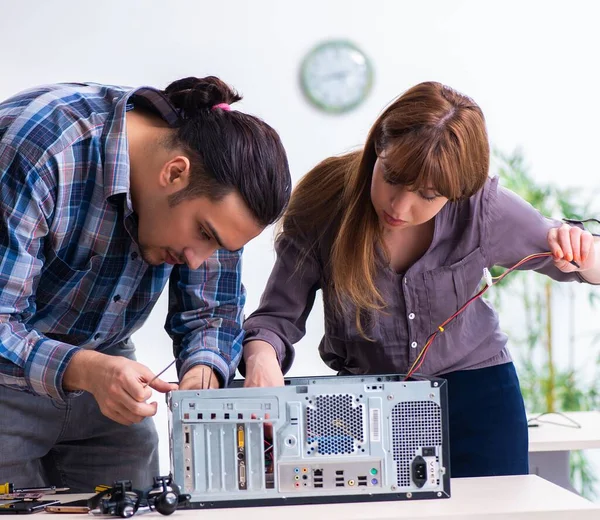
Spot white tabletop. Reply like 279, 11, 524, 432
528, 411, 600, 452
43, 475, 600, 520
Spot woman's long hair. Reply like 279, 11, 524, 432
282, 82, 490, 334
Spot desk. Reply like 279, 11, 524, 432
43, 475, 600, 520
528, 411, 600, 493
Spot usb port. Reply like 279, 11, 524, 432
358, 475, 367, 480
314, 483, 323, 488
358, 482, 367, 486
336, 470, 344, 475
336, 483, 344, 487
314, 477, 323, 483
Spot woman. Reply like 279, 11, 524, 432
241, 81, 599, 477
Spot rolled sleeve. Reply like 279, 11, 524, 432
166, 249, 245, 386
25, 338, 82, 401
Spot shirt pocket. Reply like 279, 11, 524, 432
36, 251, 104, 314
423, 247, 485, 327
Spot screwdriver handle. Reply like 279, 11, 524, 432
0, 482, 15, 494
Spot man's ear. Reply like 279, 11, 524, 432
159, 156, 191, 192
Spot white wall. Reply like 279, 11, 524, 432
1, 0, 599, 482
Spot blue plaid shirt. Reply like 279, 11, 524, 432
0, 83, 245, 402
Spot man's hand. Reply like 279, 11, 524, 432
63, 350, 178, 426
179, 364, 220, 390
243, 340, 284, 388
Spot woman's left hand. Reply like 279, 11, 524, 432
547, 223, 596, 273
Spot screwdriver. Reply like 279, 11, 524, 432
0, 482, 69, 494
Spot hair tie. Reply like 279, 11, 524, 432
212, 103, 231, 111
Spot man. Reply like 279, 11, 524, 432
0, 76, 291, 491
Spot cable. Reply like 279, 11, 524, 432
527, 411, 582, 429
404, 251, 564, 380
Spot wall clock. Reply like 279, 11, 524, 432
300, 40, 374, 114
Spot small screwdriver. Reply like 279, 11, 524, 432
0, 482, 69, 494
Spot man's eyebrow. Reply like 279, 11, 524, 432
205, 221, 239, 252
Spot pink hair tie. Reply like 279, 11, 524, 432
212, 103, 231, 111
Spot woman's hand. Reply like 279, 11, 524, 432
243, 340, 285, 388
548, 223, 596, 273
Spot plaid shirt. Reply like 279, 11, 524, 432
0, 83, 245, 402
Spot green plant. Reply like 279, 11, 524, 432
490, 148, 600, 499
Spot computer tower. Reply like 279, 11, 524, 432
167, 374, 450, 508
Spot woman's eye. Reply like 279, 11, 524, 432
419, 192, 438, 202
382, 170, 400, 186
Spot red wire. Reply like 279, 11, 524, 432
404, 252, 553, 380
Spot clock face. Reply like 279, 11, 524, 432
300, 40, 374, 114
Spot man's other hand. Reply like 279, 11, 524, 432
178, 364, 220, 390
63, 350, 177, 426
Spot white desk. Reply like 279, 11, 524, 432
42, 475, 600, 520
528, 411, 600, 493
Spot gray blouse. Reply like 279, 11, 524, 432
242, 176, 584, 377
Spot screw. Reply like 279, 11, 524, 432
173, 402, 179, 408
433, 382, 439, 387
437, 492, 442, 497
387, 395, 394, 400
430, 393, 435, 399
406, 492, 412, 498
391, 485, 397, 491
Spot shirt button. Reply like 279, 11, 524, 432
408, 313, 415, 320
113, 295, 121, 303
131, 252, 139, 260
411, 341, 418, 348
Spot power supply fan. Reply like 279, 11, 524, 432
306, 394, 364, 455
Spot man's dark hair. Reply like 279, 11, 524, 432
162, 76, 291, 227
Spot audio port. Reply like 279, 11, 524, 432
302, 474, 308, 480
302, 467, 308, 473
294, 468, 300, 473
294, 482, 300, 488
348, 479, 355, 486
294, 475, 300, 480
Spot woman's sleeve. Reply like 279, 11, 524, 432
241, 232, 322, 374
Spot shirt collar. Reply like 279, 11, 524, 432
101, 86, 180, 210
